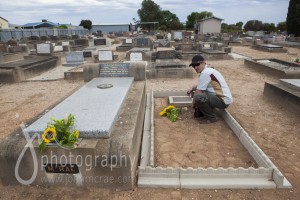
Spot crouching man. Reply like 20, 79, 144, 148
187, 55, 233, 124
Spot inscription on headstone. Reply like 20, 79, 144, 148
45, 164, 79, 174
99, 63, 130, 77
98, 50, 113, 61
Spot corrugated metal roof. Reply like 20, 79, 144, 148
23, 21, 58, 27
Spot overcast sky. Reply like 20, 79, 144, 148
1, 0, 289, 26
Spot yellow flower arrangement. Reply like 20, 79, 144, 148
159, 105, 175, 116
160, 105, 181, 122
39, 114, 80, 152
41, 127, 57, 143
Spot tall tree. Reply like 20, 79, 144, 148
235, 22, 244, 30
79, 19, 92, 30
186, 11, 213, 30
159, 10, 183, 31
138, 0, 162, 31
244, 20, 263, 31
286, 0, 300, 36
277, 21, 287, 32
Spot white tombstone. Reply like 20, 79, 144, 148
174, 32, 183, 40
126, 38, 133, 44
37, 43, 51, 54
98, 50, 113, 61
62, 41, 70, 46
65, 51, 84, 63
54, 46, 63, 52
130, 52, 143, 61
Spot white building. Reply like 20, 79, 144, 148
0, 17, 9, 29
195, 16, 222, 34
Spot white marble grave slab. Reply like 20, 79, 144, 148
25, 77, 134, 138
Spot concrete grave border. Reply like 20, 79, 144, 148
138, 90, 292, 189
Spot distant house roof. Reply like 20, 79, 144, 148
199, 16, 223, 22
22, 21, 58, 28
0, 16, 8, 22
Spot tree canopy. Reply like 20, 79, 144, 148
137, 0, 162, 31
185, 11, 213, 30
287, 0, 300, 36
79, 19, 92, 30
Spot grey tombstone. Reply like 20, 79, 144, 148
94, 38, 107, 46
83, 51, 92, 58
63, 51, 84, 66
157, 39, 170, 47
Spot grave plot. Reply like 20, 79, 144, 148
138, 90, 291, 189
154, 98, 257, 169
252, 44, 287, 52
146, 47, 193, 79
0, 56, 58, 83
197, 42, 231, 60
244, 58, 300, 78
264, 79, 300, 114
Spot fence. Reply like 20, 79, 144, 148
0, 28, 89, 42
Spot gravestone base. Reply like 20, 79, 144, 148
263, 79, 300, 114
0, 80, 146, 190
0, 56, 59, 83
244, 59, 300, 78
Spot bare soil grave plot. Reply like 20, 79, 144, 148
154, 98, 257, 169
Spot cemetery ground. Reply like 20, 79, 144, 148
0, 46, 300, 199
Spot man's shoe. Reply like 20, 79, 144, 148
199, 117, 217, 124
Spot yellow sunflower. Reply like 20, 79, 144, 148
160, 105, 175, 116
75, 130, 79, 138
42, 127, 57, 143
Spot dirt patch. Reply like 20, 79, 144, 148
154, 98, 256, 168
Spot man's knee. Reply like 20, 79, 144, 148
194, 93, 208, 104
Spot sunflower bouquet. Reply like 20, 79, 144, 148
39, 114, 80, 152
159, 105, 181, 122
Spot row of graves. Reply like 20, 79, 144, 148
0, 30, 295, 190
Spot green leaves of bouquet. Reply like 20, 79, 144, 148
39, 114, 80, 152
159, 105, 181, 122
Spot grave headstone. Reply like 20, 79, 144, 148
54, 45, 63, 52
130, 52, 143, 61
63, 51, 84, 66
36, 43, 53, 55
94, 38, 107, 46
173, 31, 183, 41
157, 39, 170, 47
125, 38, 133, 44
133, 38, 152, 49
83, 51, 92, 58
98, 50, 113, 61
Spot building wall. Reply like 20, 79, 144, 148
0, 18, 9, 29
199, 18, 221, 34
92, 25, 131, 34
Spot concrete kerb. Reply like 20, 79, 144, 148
137, 90, 292, 189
